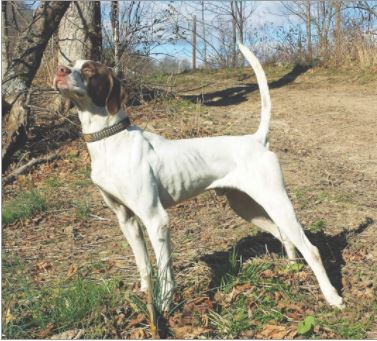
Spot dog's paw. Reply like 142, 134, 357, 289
140, 280, 148, 293
329, 294, 345, 309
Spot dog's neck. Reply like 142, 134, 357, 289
77, 104, 128, 134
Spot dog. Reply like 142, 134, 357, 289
53, 43, 344, 311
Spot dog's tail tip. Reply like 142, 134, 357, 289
239, 43, 271, 145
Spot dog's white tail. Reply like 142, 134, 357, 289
239, 43, 271, 145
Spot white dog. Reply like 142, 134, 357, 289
54, 44, 344, 310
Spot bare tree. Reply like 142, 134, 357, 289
172, 1, 254, 68
2, 1, 70, 170
281, 1, 314, 63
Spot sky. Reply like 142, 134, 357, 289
150, 1, 298, 62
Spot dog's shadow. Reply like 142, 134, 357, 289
201, 217, 374, 293
182, 64, 310, 107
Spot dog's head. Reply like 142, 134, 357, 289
53, 60, 125, 115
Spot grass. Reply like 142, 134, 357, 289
164, 97, 198, 116
2, 189, 46, 225
3, 276, 125, 338
73, 199, 92, 220
308, 219, 326, 233
292, 187, 354, 211
208, 259, 295, 338
43, 176, 63, 189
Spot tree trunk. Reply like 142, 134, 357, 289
305, 0, 312, 63
201, 1, 207, 68
111, 1, 120, 76
2, 2, 10, 78
231, 2, 237, 68
235, 1, 244, 66
334, 1, 342, 66
58, 1, 102, 64
2, 1, 70, 171
192, 15, 196, 70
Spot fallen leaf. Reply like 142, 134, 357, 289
66, 264, 77, 279
37, 323, 54, 338
172, 326, 210, 339
35, 261, 52, 272
129, 327, 147, 339
127, 313, 146, 328
261, 269, 274, 278
5, 308, 14, 325
51, 329, 83, 339
297, 315, 316, 335
256, 324, 293, 339
230, 283, 253, 301
184, 296, 213, 314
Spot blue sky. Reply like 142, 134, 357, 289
150, 1, 298, 61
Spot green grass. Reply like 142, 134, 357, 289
164, 97, 199, 116
43, 176, 63, 189
308, 219, 326, 233
73, 199, 92, 220
208, 259, 299, 338
3, 276, 124, 339
2, 189, 46, 225
292, 187, 354, 211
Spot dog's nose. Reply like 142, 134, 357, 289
57, 65, 71, 76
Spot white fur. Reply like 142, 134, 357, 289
55, 43, 344, 310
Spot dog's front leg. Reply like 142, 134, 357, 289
98, 188, 152, 292
142, 207, 174, 312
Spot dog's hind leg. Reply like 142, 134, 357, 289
225, 188, 296, 261
239, 152, 344, 308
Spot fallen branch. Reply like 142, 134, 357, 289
3, 153, 60, 186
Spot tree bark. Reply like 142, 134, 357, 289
2, 1, 70, 171
111, 1, 120, 76
334, 1, 342, 66
305, 0, 312, 63
192, 15, 197, 70
231, 2, 237, 67
2, 2, 10, 78
58, 1, 102, 64
201, 1, 207, 68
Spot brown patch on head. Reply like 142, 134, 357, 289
81, 61, 125, 115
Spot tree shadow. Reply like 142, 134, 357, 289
182, 64, 310, 107
201, 217, 374, 294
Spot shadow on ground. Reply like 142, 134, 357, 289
201, 217, 373, 294
183, 64, 310, 107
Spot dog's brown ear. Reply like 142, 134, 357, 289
106, 75, 126, 115
85, 63, 112, 108
84, 62, 125, 115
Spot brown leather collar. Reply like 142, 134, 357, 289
82, 117, 131, 143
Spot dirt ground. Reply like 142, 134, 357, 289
2, 66, 377, 338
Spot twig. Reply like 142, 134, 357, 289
3, 153, 60, 185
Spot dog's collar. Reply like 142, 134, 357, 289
82, 117, 131, 143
